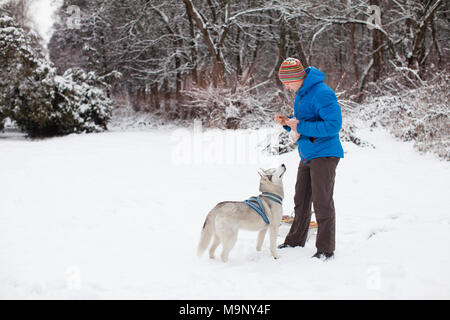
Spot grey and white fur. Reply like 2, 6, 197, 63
197, 164, 286, 262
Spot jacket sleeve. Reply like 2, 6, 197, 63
296, 91, 342, 137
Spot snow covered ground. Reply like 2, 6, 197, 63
0, 124, 449, 299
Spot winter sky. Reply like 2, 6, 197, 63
29, 0, 61, 44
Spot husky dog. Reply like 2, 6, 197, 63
197, 164, 286, 262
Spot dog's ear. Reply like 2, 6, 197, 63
258, 170, 271, 182
258, 169, 265, 177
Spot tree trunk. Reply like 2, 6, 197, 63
151, 84, 160, 110
182, 0, 226, 87
274, 16, 287, 90
408, 0, 442, 71
187, 12, 198, 84
289, 29, 309, 67
370, 0, 383, 83
350, 23, 359, 83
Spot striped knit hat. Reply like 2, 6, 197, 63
278, 57, 306, 84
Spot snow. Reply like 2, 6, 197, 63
0, 125, 449, 299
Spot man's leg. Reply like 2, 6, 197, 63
283, 160, 313, 247
309, 157, 340, 254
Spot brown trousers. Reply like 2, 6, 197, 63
284, 157, 340, 253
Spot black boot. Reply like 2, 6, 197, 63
312, 251, 334, 260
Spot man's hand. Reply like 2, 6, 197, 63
274, 114, 289, 126
286, 118, 299, 132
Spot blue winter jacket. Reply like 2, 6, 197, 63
283, 67, 344, 163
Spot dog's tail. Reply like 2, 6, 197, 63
197, 212, 215, 257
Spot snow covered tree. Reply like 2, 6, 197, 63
0, 14, 113, 137
47, 1, 449, 145
0, 0, 34, 32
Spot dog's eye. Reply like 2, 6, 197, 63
267, 175, 272, 181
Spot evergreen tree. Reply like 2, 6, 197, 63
0, 14, 114, 137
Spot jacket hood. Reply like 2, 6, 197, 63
297, 67, 325, 96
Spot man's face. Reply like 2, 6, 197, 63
283, 80, 303, 92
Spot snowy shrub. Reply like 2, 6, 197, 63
0, 110, 5, 131
338, 99, 375, 148
181, 83, 280, 129
363, 71, 449, 160
0, 14, 113, 137
52, 68, 114, 134
261, 129, 297, 155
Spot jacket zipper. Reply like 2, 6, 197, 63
295, 95, 307, 162
298, 145, 307, 163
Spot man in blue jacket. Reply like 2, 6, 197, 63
275, 57, 344, 260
